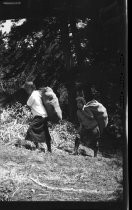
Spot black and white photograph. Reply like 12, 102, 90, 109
0, 0, 128, 209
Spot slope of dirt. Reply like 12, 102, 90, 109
0, 141, 123, 202
0, 107, 123, 202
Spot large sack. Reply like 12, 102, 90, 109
40, 87, 62, 123
84, 100, 108, 134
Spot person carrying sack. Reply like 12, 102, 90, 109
73, 97, 100, 157
24, 82, 52, 153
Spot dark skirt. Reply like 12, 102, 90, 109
79, 126, 100, 148
25, 116, 49, 143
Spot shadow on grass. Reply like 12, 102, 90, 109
65, 148, 93, 157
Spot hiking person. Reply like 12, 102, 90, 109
24, 81, 52, 153
73, 97, 100, 157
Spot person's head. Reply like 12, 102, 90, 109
24, 81, 36, 96
76, 97, 86, 110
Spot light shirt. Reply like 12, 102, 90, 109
27, 90, 48, 118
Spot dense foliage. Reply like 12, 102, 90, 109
0, 1, 126, 149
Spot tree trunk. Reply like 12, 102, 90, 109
60, 16, 77, 122
66, 83, 77, 122
70, 16, 83, 66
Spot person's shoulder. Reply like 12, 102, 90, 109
84, 106, 93, 115
32, 90, 40, 96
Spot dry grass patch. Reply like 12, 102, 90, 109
0, 104, 123, 201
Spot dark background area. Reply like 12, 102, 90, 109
0, 0, 127, 153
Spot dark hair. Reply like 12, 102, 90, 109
24, 81, 36, 91
76, 97, 86, 105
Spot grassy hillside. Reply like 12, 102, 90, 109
0, 103, 123, 202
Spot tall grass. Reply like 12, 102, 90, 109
0, 103, 32, 145
0, 103, 78, 149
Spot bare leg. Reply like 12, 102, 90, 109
72, 137, 80, 155
93, 145, 98, 157
93, 141, 99, 157
91, 127, 100, 157
44, 120, 52, 153
34, 142, 45, 152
